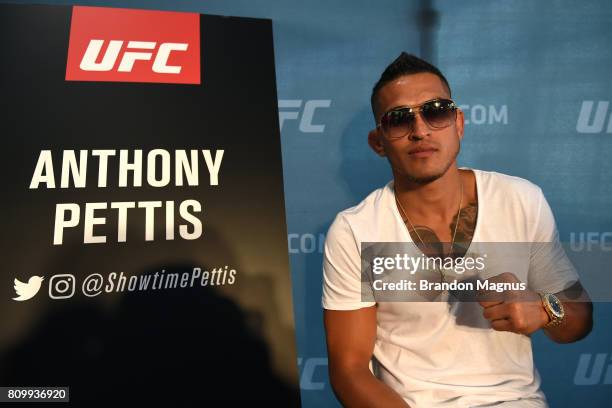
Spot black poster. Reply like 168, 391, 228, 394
0, 4, 300, 405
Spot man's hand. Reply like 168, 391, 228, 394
477, 272, 549, 335
324, 307, 411, 407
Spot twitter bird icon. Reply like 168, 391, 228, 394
13, 276, 44, 301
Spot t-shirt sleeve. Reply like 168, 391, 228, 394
528, 187, 580, 294
322, 214, 376, 310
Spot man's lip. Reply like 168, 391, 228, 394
408, 147, 438, 154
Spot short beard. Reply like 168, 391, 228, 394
402, 143, 459, 185
404, 170, 447, 185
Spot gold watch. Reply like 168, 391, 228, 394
539, 292, 565, 328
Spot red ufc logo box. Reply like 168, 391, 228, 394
65, 6, 200, 84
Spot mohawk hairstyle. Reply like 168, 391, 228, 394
371, 52, 451, 119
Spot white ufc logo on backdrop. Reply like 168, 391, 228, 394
574, 353, 612, 385
278, 99, 331, 133
576, 101, 612, 134
298, 357, 328, 390
569, 232, 612, 251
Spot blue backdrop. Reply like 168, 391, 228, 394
8, 1, 612, 406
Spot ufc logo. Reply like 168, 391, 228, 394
278, 99, 331, 133
80, 40, 189, 74
297, 357, 328, 390
569, 232, 612, 252
576, 101, 612, 134
66, 6, 200, 84
574, 353, 612, 385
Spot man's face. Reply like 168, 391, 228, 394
370, 72, 464, 184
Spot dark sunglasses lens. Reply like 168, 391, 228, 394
381, 109, 414, 138
421, 100, 456, 128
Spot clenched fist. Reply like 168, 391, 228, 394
478, 272, 549, 335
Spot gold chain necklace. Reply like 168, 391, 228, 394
394, 180, 463, 283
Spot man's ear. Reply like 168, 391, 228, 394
368, 129, 386, 157
456, 108, 465, 141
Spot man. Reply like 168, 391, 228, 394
322, 53, 593, 407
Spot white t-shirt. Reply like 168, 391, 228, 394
322, 168, 579, 408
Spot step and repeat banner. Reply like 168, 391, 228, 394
3, 1, 612, 407
0, 3, 299, 406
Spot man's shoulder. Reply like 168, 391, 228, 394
325, 180, 396, 244
333, 181, 393, 224
473, 168, 543, 198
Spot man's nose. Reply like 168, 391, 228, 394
409, 111, 431, 140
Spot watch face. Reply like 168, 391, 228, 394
548, 295, 563, 317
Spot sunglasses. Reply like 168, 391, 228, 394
377, 98, 458, 140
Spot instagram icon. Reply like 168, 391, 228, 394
48, 274, 76, 300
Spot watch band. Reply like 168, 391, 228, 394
539, 292, 565, 328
